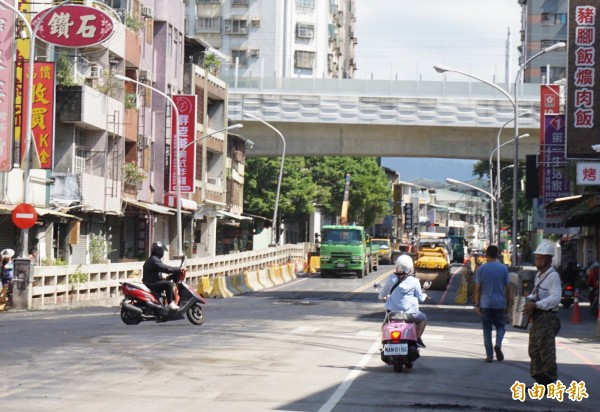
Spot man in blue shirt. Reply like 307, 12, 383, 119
475, 245, 510, 362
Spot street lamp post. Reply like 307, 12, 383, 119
435, 41, 566, 266
180, 124, 245, 151
446, 178, 496, 242
114, 74, 184, 256
488, 133, 529, 244
243, 112, 286, 247
0, 0, 72, 257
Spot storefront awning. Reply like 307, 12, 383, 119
125, 200, 175, 215
217, 210, 252, 221
35, 207, 82, 220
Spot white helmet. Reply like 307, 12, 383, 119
533, 240, 555, 256
395, 254, 414, 275
1, 248, 15, 259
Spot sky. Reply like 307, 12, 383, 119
355, 0, 523, 182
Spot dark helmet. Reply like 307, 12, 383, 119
151, 241, 166, 258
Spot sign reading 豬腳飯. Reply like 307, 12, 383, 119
567, 1, 600, 158
170, 95, 197, 194
0, 4, 15, 172
31, 4, 115, 48
20, 63, 55, 169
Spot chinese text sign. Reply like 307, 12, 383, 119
169, 95, 197, 193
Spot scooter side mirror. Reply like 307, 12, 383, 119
423, 281, 432, 290
373, 282, 381, 291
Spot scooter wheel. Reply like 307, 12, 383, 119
392, 358, 403, 373
563, 302, 571, 309
186, 302, 206, 325
405, 361, 413, 369
120, 308, 141, 325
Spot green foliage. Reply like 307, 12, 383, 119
124, 13, 143, 33
124, 93, 137, 109
68, 265, 88, 286
56, 52, 79, 87
204, 53, 221, 75
42, 258, 67, 266
123, 161, 146, 185
244, 156, 391, 228
89, 231, 114, 264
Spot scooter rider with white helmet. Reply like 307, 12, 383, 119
378, 254, 428, 347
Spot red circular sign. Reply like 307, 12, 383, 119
11, 203, 38, 229
32, 5, 115, 48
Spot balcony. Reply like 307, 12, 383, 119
56, 85, 125, 135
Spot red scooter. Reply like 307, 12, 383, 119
119, 268, 207, 325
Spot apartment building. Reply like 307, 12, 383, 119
0, 0, 248, 264
518, 0, 568, 83
188, 0, 357, 79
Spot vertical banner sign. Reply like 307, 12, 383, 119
170, 95, 197, 193
14, 0, 32, 164
539, 84, 561, 192
0, 3, 15, 172
403, 203, 413, 231
543, 114, 571, 233
567, 1, 599, 158
21, 62, 55, 169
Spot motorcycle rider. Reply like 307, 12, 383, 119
143, 241, 181, 310
378, 254, 428, 347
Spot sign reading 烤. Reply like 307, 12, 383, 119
32, 4, 115, 48
576, 161, 600, 184
0, 4, 15, 172
21, 62, 55, 169
170, 95, 197, 193
567, 1, 600, 158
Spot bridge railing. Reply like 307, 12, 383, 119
222, 76, 541, 100
28, 244, 308, 310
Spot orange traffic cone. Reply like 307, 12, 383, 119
570, 289, 582, 324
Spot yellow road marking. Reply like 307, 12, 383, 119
342, 269, 394, 299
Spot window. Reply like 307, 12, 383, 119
555, 13, 567, 24
540, 66, 566, 83
232, 0, 249, 5
196, 17, 221, 33
295, 50, 315, 69
167, 24, 173, 56
232, 49, 248, 66
296, 0, 315, 8
541, 39, 565, 48
224, 18, 248, 34
296, 23, 314, 39
196, 0, 220, 3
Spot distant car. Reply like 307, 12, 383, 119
371, 238, 393, 264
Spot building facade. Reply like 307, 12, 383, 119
188, 0, 357, 79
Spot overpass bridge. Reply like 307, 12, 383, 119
226, 77, 544, 161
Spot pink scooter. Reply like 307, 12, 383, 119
380, 311, 421, 373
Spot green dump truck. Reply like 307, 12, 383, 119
319, 225, 377, 278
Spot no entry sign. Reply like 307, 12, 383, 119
11, 203, 38, 229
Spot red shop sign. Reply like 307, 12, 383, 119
32, 4, 115, 48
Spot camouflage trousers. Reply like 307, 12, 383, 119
528, 310, 561, 384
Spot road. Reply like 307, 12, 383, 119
1, 263, 598, 412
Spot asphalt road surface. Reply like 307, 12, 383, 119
1, 263, 599, 412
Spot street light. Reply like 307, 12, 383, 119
0, 0, 72, 257
488, 133, 529, 244
446, 178, 496, 242
114, 74, 184, 257
435, 41, 566, 266
243, 112, 286, 247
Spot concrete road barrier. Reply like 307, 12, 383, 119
210, 276, 234, 298
197, 276, 212, 297
245, 270, 262, 291
232, 273, 253, 295
258, 268, 275, 288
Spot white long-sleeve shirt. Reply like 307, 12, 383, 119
378, 273, 426, 314
527, 267, 561, 311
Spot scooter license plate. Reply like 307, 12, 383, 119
383, 343, 408, 356
336, 263, 346, 268
563, 291, 574, 297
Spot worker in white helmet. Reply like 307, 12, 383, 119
522, 240, 561, 387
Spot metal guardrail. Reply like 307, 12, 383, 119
28, 244, 307, 310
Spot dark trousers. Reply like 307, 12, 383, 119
528, 310, 561, 384
147, 281, 174, 304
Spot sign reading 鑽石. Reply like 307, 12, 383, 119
170, 95, 197, 193
21, 62, 55, 169
0, 3, 15, 172
576, 161, 600, 184
543, 114, 570, 205
567, 1, 600, 158
32, 4, 114, 48
539, 84, 561, 190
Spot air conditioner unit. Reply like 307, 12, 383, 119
141, 6, 154, 18
250, 49, 260, 57
251, 17, 261, 27
88, 65, 101, 79
142, 136, 152, 148
139, 69, 153, 82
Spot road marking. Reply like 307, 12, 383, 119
318, 339, 380, 412
341, 271, 393, 299
292, 326, 320, 334
557, 337, 600, 374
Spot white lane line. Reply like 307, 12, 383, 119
318, 339, 380, 412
